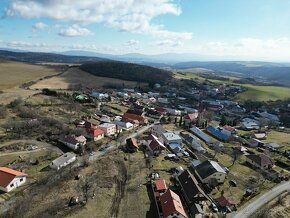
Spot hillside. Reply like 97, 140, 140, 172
0, 50, 105, 64
173, 61, 290, 86
80, 61, 173, 85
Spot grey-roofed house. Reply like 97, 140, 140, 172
50, 152, 76, 171
162, 132, 182, 145
176, 170, 210, 208
180, 133, 205, 153
194, 160, 226, 184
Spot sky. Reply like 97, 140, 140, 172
1, 0, 290, 61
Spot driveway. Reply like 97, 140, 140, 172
233, 181, 290, 218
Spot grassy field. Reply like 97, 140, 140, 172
30, 67, 147, 90
0, 61, 59, 90
174, 71, 290, 102
235, 84, 290, 102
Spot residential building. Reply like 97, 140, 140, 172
98, 123, 117, 136
147, 134, 166, 154
50, 152, 77, 171
126, 138, 139, 152
151, 125, 167, 137
59, 135, 86, 151
154, 178, 167, 194
122, 112, 148, 125
176, 170, 209, 206
190, 126, 213, 144
88, 128, 105, 141
162, 132, 182, 145
114, 120, 134, 131
160, 189, 188, 218
246, 154, 275, 169
222, 125, 237, 137
206, 126, 231, 142
180, 133, 205, 153
241, 118, 260, 130
184, 112, 199, 127
0, 167, 27, 192
194, 160, 226, 184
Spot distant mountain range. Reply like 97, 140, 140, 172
1, 48, 290, 86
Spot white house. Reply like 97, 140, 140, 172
99, 123, 117, 136
59, 135, 87, 151
0, 167, 27, 192
241, 118, 260, 130
50, 152, 77, 171
114, 120, 134, 131
162, 132, 182, 145
194, 160, 226, 184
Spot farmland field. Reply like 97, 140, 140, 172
30, 67, 147, 90
0, 61, 59, 90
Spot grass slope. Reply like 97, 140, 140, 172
235, 84, 290, 101
0, 61, 58, 90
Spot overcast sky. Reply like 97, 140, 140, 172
1, 0, 290, 61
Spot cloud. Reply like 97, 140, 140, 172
5, 40, 47, 48
58, 25, 92, 37
125, 39, 139, 46
32, 22, 47, 30
153, 39, 183, 47
6, 0, 192, 40
203, 37, 290, 60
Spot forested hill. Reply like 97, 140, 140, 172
80, 61, 173, 85
0, 50, 105, 64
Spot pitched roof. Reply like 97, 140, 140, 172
177, 170, 209, 204
122, 113, 145, 123
206, 126, 230, 141
215, 195, 235, 207
223, 125, 236, 132
149, 138, 166, 151
160, 189, 187, 218
59, 135, 78, 145
194, 160, 226, 180
154, 179, 167, 192
90, 128, 104, 136
247, 154, 275, 167
185, 113, 198, 121
126, 138, 139, 149
0, 167, 27, 188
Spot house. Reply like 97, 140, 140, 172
154, 178, 167, 194
166, 108, 182, 116
59, 135, 86, 151
158, 98, 169, 104
50, 152, 77, 171
151, 125, 167, 137
98, 123, 116, 136
253, 133, 267, 140
190, 127, 213, 144
240, 118, 260, 130
0, 167, 27, 192
147, 134, 166, 154
246, 138, 263, 147
114, 120, 134, 131
126, 138, 139, 152
122, 112, 148, 125
206, 126, 230, 142
222, 125, 237, 137
176, 170, 209, 206
84, 118, 100, 129
162, 132, 182, 145
146, 109, 163, 119
180, 133, 205, 153
87, 128, 104, 141
169, 143, 183, 154
194, 160, 226, 184
184, 112, 199, 127
160, 189, 188, 218
155, 107, 168, 115
246, 154, 275, 169
233, 146, 248, 154
215, 195, 235, 209
126, 109, 145, 116
257, 112, 280, 123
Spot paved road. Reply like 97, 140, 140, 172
89, 123, 156, 161
233, 181, 290, 218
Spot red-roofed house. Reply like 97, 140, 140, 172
154, 179, 167, 193
184, 112, 199, 127
222, 125, 238, 137
160, 189, 188, 218
0, 167, 27, 192
88, 128, 105, 141
215, 195, 235, 208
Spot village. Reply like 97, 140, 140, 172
0, 76, 290, 218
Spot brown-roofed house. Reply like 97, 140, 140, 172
0, 167, 27, 192
176, 170, 210, 206
160, 189, 188, 218
147, 134, 166, 154
246, 154, 275, 169
122, 113, 148, 125
126, 138, 139, 152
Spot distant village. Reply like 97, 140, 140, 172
1, 78, 290, 218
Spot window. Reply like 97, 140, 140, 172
20, 178, 23, 182
10, 183, 14, 187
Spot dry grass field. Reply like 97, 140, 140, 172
30, 67, 147, 90
0, 61, 59, 90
